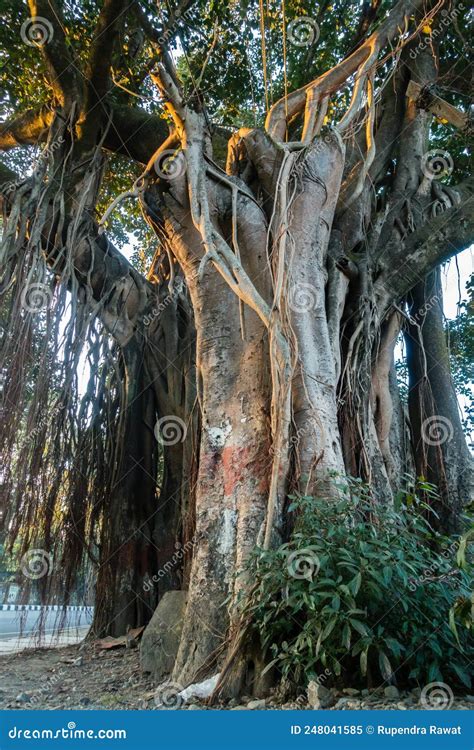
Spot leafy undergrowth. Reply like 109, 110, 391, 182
242, 477, 473, 693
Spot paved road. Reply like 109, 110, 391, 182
0, 607, 93, 651
0, 606, 93, 639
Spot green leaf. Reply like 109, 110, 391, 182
384, 637, 403, 658
320, 617, 338, 642
449, 607, 460, 645
350, 571, 362, 596
452, 664, 471, 688
349, 618, 368, 636
428, 662, 442, 683
342, 623, 351, 651
383, 566, 392, 585
378, 651, 393, 681
360, 648, 368, 676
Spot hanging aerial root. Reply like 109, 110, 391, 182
265, 0, 442, 142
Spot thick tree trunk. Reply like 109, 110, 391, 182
405, 270, 472, 533
288, 137, 347, 495
92, 340, 159, 636
147, 193, 273, 685
146, 282, 198, 595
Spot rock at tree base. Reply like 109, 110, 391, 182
247, 699, 267, 709
140, 591, 187, 680
307, 681, 333, 708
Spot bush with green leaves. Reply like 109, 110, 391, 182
242, 477, 473, 691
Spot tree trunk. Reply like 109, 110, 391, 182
405, 269, 472, 533
151, 196, 273, 686
92, 340, 159, 636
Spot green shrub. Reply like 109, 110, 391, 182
241, 477, 473, 691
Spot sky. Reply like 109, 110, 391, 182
441, 247, 473, 319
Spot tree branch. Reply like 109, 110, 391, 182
266, 0, 431, 140
27, 0, 82, 104
80, 0, 131, 147
105, 105, 170, 164
379, 177, 474, 302
86, 0, 130, 102
0, 102, 170, 167
0, 107, 53, 150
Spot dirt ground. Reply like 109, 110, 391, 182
0, 643, 157, 710
0, 643, 472, 711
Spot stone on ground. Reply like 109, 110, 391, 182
140, 591, 187, 680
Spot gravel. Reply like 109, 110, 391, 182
1, 645, 472, 711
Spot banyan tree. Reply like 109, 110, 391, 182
0, 0, 472, 695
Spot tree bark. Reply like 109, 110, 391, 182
92, 340, 159, 637
405, 269, 472, 533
